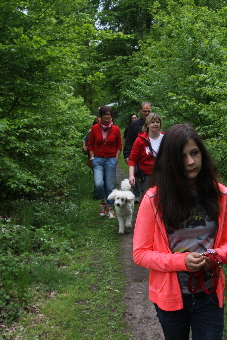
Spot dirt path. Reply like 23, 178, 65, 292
116, 166, 164, 340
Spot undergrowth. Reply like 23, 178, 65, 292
0, 165, 131, 339
1, 154, 227, 339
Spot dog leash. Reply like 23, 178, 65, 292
188, 250, 225, 295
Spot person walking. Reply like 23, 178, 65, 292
82, 116, 101, 199
128, 112, 164, 199
123, 101, 152, 163
123, 113, 139, 200
82, 117, 101, 153
124, 102, 151, 202
133, 123, 227, 340
88, 105, 122, 218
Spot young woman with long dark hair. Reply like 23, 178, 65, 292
133, 123, 227, 340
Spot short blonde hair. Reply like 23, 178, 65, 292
142, 112, 162, 132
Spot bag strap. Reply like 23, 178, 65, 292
144, 138, 154, 155
135, 138, 153, 174
94, 129, 110, 152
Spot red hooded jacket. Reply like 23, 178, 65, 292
133, 184, 227, 311
128, 132, 163, 175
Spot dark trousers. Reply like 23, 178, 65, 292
154, 292, 224, 340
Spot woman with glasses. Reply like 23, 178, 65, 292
88, 106, 122, 218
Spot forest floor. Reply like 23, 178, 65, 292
116, 165, 165, 340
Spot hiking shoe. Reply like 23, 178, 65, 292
100, 202, 107, 217
107, 207, 115, 219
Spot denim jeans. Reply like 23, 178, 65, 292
92, 156, 117, 206
154, 292, 224, 340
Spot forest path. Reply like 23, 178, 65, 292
116, 165, 164, 340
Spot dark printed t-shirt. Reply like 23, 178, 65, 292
167, 196, 217, 294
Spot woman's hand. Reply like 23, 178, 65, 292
129, 165, 135, 187
202, 252, 212, 270
185, 252, 206, 272
129, 175, 135, 187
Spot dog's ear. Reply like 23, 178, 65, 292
127, 198, 134, 202
126, 193, 135, 201
107, 193, 115, 200
107, 190, 118, 200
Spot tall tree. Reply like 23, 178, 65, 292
0, 0, 96, 198
123, 2, 227, 176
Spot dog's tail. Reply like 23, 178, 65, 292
121, 179, 132, 191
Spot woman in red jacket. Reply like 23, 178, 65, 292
88, 106, 122, 218
128, 112, 164, 199
133, 123, 227, 340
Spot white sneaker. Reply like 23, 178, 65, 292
100, 202, 107, 217
107, 208, 115, 219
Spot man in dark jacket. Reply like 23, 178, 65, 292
123, 101, 152, 163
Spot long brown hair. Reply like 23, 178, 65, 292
150, 123, 221, 230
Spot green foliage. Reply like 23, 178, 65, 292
0, 172, 131, 340
2, 0, 227, 335
124, 2, 227, 179
96, 0, 153, 37
0, 1, 97, 199
0, 95, 93, 199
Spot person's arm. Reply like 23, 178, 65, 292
129, 165, 135, 187
128, 138, 141, 186
88, 127, 95, 159
89, 151, 94, 159
82, 131, 90, 152
116, 149, 121, 161
82, 140, 87, 152
212, 186, 227, 261
133, 193, 190, 273
115, 127, 122, 161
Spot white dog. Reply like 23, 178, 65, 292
108, 179, 135, 234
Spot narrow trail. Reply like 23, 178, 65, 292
116, 166, 164, 340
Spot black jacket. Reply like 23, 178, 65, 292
123, 117, 145, 159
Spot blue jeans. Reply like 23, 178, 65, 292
154, 292, 224, 340
92, 156, 117, 206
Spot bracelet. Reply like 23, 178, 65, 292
205, 249, 224, 269
206, 249, 216, 254
90, 157, 94, 160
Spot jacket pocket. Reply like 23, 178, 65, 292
149, 270, 167, 293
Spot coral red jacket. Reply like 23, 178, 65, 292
133, 184, 227, 311
88, 124, 122, 157
128, 132, 163, 175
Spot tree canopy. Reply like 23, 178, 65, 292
1, 0, 227, 199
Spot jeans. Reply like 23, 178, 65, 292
92, 156, 117, 206
154, 292, 224, 340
